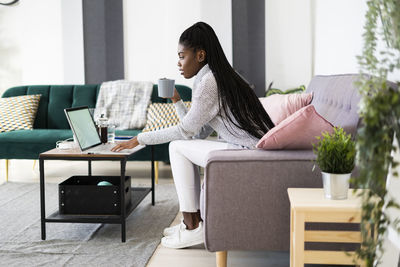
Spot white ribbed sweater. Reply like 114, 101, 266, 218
137, 64, 259, 148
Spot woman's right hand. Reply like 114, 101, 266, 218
170, 88, 181, 103
111, 136, 139, 152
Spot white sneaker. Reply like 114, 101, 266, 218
163, 219, 185, 236
161, 221, 204, 249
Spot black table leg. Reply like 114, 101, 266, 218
88, 160, 92, 176
120, 159, 126, 242
151, 146, 155, 206
39, 158, 46, 240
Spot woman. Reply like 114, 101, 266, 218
112, 22, 274, 249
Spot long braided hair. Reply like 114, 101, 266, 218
179, 22, 274, 139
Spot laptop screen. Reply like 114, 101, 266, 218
65, 107, 101, 150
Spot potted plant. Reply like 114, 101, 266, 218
313, 127, 356, 199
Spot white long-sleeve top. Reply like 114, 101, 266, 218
137, 64, 259, 148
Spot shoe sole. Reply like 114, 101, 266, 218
161, 238, 204, 249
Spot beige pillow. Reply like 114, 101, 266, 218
142, 102, 191, 132
0, 94, 41, 133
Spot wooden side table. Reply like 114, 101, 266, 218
288, 188, 366, 267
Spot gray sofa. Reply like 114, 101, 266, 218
201, 74, 362, 262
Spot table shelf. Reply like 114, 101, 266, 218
46, 187, 151, 224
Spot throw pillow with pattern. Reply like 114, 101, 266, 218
0, 94, 41, 133
142, 102, 191, 132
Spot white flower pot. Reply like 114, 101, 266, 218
321, 172, 351, 200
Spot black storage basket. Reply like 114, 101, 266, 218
59, 175, 131, 215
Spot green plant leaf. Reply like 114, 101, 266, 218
313, 127, 356, 174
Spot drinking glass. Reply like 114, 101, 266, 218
107, 125, 116, 143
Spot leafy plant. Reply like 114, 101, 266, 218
354, 0, 400, 266
265, 82, 306, 97
313, 127, 356, 174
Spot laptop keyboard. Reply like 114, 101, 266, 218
89, 143, 116, 152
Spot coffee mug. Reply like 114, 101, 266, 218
158, 78, 175, 98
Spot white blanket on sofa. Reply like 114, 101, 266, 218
94, 80, 153, 130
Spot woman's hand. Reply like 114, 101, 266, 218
111, 136, 139, 152
170, 88, 181, 103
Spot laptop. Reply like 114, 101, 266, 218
64, 106, 145, 155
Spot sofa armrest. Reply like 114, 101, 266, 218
206, 148, 317, 162
202, 149, 320, 252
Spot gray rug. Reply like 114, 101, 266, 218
0, 182, 179, 267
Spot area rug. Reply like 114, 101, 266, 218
0, 182, 179, 267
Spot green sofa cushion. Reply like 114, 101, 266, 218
0, 129, 73, 144
72, 85, 99, 108
0, 128, 169, 161
27, 86, 50, 129
0, 129, 73, 159
48, 86, 75, 129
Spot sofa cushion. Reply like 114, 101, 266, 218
48, 85, 76, 129
142, 102, 191, 132
72, 85, 100, 108
0, 129, 73, 159
0, 128, 171, 161
256, 105, 334, 150
259, 93, 313, 125
0, 129, 73, 144
306, 75, 361, 136
0, 95, 41, 133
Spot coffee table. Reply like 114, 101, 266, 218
39, 145, 155, 242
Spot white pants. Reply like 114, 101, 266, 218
169, 139, 241, 212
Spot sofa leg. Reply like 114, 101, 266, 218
33, 160, 37, 170
155, 161, 159, 184
216, 251, 227, 267
5, 159, 9, 182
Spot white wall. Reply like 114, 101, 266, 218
61, 0, 85, 84
1, 0, 399, 96
123, 0, 232, 87
313, 0, 400, 81
265, 0, 313, 90
0, 0, 84, 96
0, 0, 231, 95
266, 0, 400, 90
313, 0, 366, 76
0, 0, 63, 95
0, 5, 22, 95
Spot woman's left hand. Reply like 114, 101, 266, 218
169, 88, 181, 103
111, 136, 139, 152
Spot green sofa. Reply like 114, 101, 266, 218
0, 84, 191, 180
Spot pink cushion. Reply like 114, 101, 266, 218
256, 105, 334, 150
259, 93, 313, 125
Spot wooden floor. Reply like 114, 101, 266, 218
0, 159, 289, 267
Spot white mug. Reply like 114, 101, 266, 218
158, 78, 175, 98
